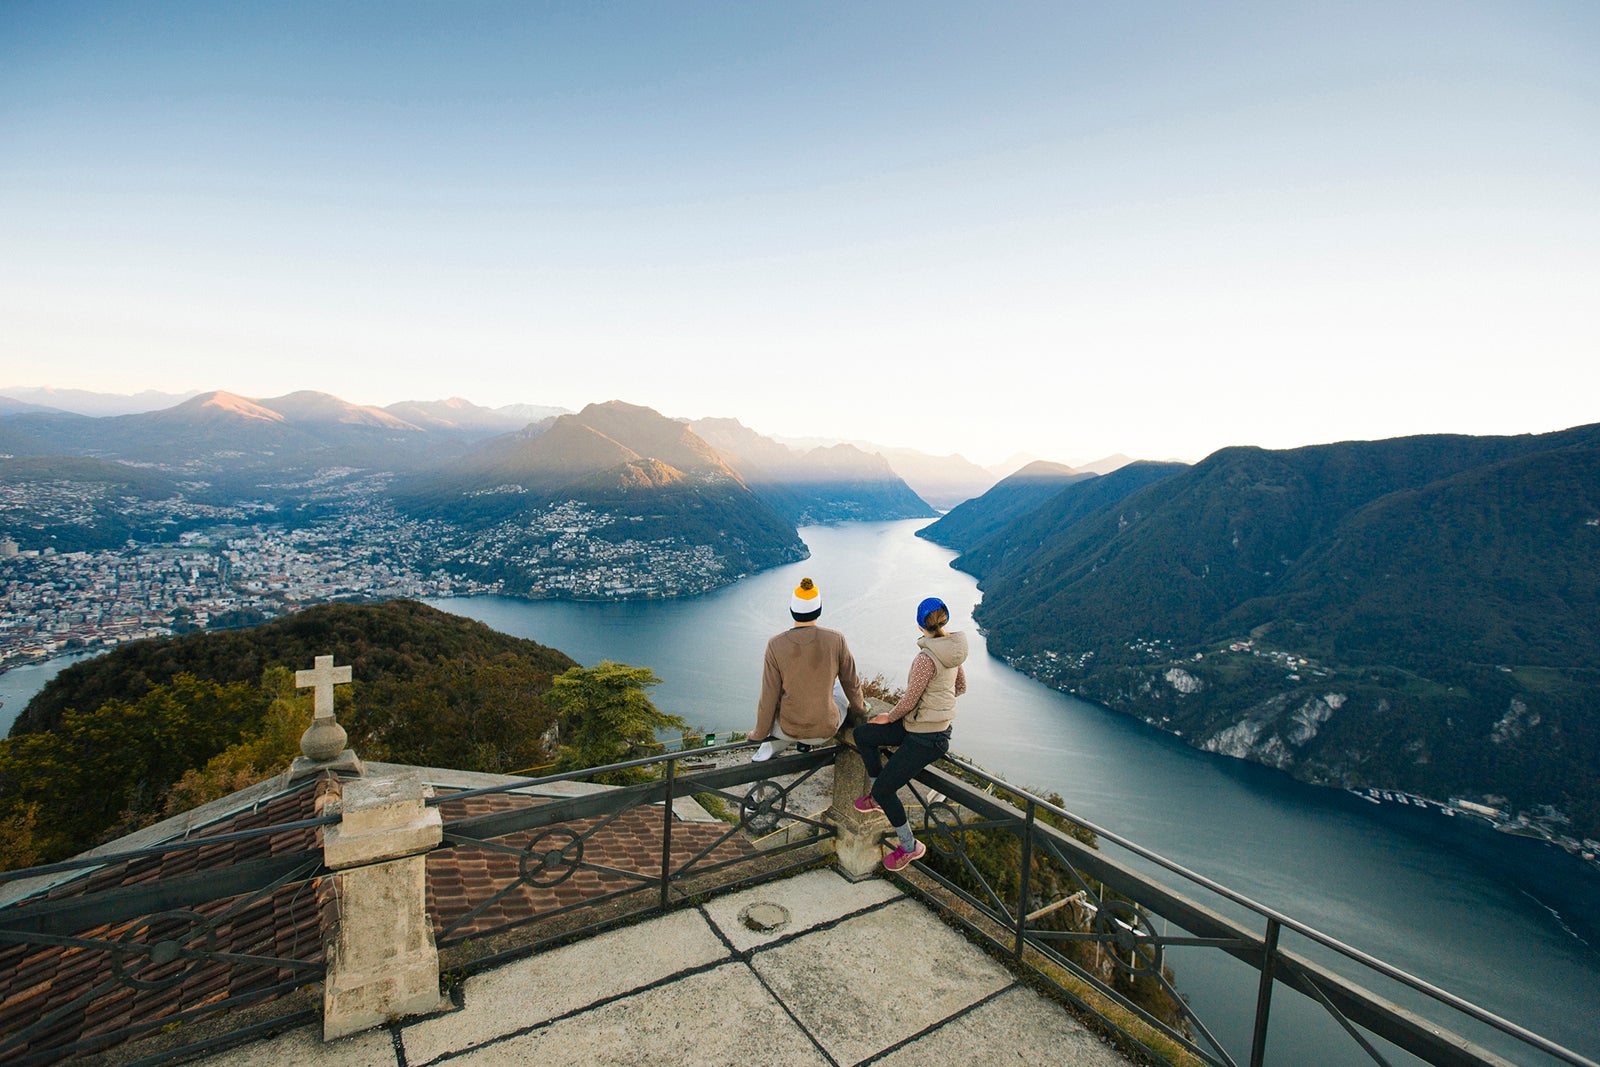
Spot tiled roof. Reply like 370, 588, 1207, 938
0, 777, 329, 1065
428, 791, 755, 940
0, 770, 757, 1065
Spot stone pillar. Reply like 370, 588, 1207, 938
320, 774, 446, 1040
829, 699, 890, 881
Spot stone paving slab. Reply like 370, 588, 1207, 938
751, 897, 1016, 1066
445, 963, 831, 1067
190, 1023, 394, 1067
878, 985, 1134, 1067
402, 907, 727, 1065
699, 866, 902, 952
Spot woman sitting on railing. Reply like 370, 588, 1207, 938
852, 596, 968, 871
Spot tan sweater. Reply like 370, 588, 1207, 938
754, 625, 868, 742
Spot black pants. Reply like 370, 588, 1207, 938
854, 720, 950, 830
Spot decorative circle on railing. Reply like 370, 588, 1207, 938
113, 910, 218, 991
740, 781, 786, 835
925, 801, 965, 858
1095, 898, 1163, 977
519, 827, 583, 888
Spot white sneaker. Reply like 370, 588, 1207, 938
751, 739, 791, 762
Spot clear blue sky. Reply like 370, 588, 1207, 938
2, 2, 1596, 466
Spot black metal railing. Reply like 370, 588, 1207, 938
891, 754, 1599, 1067
425, 741, 839, 963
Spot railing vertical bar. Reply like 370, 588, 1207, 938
1248, 917, 1282, 1067
1014, 799, 1036, 961
659, 756, 677, 911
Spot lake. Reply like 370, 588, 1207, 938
0, 651, 100, 736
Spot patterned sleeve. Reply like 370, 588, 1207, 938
888, 653, 935, 721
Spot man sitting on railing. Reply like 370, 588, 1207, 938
750, 577, 869, 761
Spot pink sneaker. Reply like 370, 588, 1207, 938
883, 840, 926, 872
852, 795, 882, 814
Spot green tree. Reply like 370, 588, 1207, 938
160, 667, 309, 814
352, 653, 558, 773
0, 802, 43, 870
546, 662, 686, 784
0, 673, 265, 864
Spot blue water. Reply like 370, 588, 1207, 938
8, 521, 1596, 1064
0, 651, 99, 736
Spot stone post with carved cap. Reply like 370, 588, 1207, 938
320, 771, 446, 1040
829, 697, 891, 880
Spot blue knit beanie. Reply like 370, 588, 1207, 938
916, 597, 947, 629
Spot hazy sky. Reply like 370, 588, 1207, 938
2, 2, 1596, 466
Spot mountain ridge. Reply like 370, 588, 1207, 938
917, 459, 1092, 553
393, 400, 806, 592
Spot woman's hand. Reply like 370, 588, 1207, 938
868, 713, 891, 725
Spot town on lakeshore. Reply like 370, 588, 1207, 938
0, 472, 735, 669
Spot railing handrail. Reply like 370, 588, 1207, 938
0, 739, 802, 1067
926, 758, 1598, 1067
423, 738, 767, 806
0, 814, 339, 890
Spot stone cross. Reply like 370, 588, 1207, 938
297, 655, 352, 720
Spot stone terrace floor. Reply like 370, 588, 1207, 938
191, 867, 1135, 1067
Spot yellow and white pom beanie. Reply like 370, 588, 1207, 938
790, 577, 822, 619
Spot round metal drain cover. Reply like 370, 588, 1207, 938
739, 902, 791, 933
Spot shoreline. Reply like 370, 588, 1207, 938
1006, 658, 1600, 876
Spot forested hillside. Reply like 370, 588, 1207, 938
967, 426, 1600, 837
950, 461, 1188, 577
0, 601, 580, 867
395, 401, 808, 581
916, 460, 1089, 552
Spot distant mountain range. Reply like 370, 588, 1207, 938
0, 385, 569, 424
0, 389, 942, 592
690, 418, 935, 525
0, 390, 537, 484
0, 386, 202, 417
944, 425, 1600, 837
0, 386, 1156, 592
949, 460, 1195, 583
0, 388, 970, 513
766, 436, 1139, 509
0, 388, 957, 518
